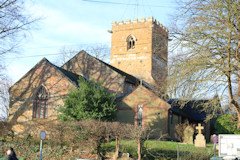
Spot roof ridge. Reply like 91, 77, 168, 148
9, 57, 50, 90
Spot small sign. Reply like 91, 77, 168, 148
219, 134, 240, 158
40, 131, 46, 140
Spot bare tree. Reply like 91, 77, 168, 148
128, 126, 149, 160
0, 75, 12, 121
0, 0, 38, 56
54, 44, 111, 67
109, 122, 129, 160
0, 0, 38, 120
78, 120, 108, 160
168, 0, 240, 122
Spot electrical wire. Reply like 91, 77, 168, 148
82, 0, 177, 8
4, 39, 165, 59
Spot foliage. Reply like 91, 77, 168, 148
0, 121, 13, 141
215, 114, 240, 134
44, 121, 80, 150
1, 132, 214, 160
174, 121, 188, 142
108, 122, 129, 159
128, 126, 150, 160
77, 120, 112, 160
168, 0, 240, 121
58, 77, 116, 121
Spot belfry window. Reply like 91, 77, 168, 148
126, 35, 137, 50
33, 86, 48, 119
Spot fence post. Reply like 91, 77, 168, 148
177, 144, 180, 160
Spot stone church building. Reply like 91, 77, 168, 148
8, 16, 217, 141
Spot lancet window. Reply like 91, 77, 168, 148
33, 86, 48, 118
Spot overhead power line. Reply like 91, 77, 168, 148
82, 0, 176, 8
4, 41, 154, 59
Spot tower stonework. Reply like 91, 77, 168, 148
110, 16, 168, 90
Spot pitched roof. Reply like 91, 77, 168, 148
168, 99, 209, 121
62, 50, 157, 90
10, 58, 81, 91
44, 58, 92, 86
54, 65, 80, 85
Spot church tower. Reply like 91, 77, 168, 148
110, 16, 168, 90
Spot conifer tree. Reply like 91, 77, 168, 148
58, 77, 116, 121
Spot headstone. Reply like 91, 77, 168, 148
183, 125, 194, 144
212, 134, 219, 156
194, 123, 206, 147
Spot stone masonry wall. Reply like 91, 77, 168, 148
117, 85, 170, 137
8, 58, 76, 135
110, 16, 168, 87
62, 51, 126, 97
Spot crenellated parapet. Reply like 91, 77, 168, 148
112, 16, 168, 33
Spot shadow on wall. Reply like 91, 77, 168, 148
8, 58, 76, 137
116, 101, 135, 125
62, 51, 127, 97
116, 101, 168, 139
8, 51, 141, 138
147, 112, 168, 139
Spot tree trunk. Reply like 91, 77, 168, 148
226, 33, 240, 128
234, 106, 240, 128
137, 138, 141, 160
227, 73, 240, 128
113, 136, 120, 160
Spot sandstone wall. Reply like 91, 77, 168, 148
62, 51, 127, 97
8, 58, 76, 135
110, 16, 168, 88
117, 85, 170, 137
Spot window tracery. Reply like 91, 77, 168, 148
126, 35, 137, 50
33, 86, 48, 118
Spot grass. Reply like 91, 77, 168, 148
1, 139, 215, 160
103, 140, 214, 160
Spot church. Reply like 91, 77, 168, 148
8, 16, 217, 141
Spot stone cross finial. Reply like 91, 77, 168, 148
196, 123, 204, 134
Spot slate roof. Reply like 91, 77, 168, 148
168, 99, 208, 121
10, 50, 161, 98
93, 54, 159, 92
66, 50, 158, 91
54, 62, 95, 87
54, 65, 80, 85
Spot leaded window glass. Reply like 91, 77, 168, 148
33, 86, 48, 118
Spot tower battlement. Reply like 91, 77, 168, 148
112, 16, 168, 33
110, 16, 168, 89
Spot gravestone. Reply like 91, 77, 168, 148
183, 125, 194, 144
212, 134, 219, 157
194, 123, 206, 147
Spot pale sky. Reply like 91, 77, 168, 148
4, 0, 177, 83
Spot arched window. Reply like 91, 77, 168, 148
126, 35, 137, 50
33, 86, 48, 118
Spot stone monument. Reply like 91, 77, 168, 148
183, 125, 194, 144
194, 123, 206, 147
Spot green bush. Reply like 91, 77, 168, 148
58, 78, 116, 121
215, 114, 240, 134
